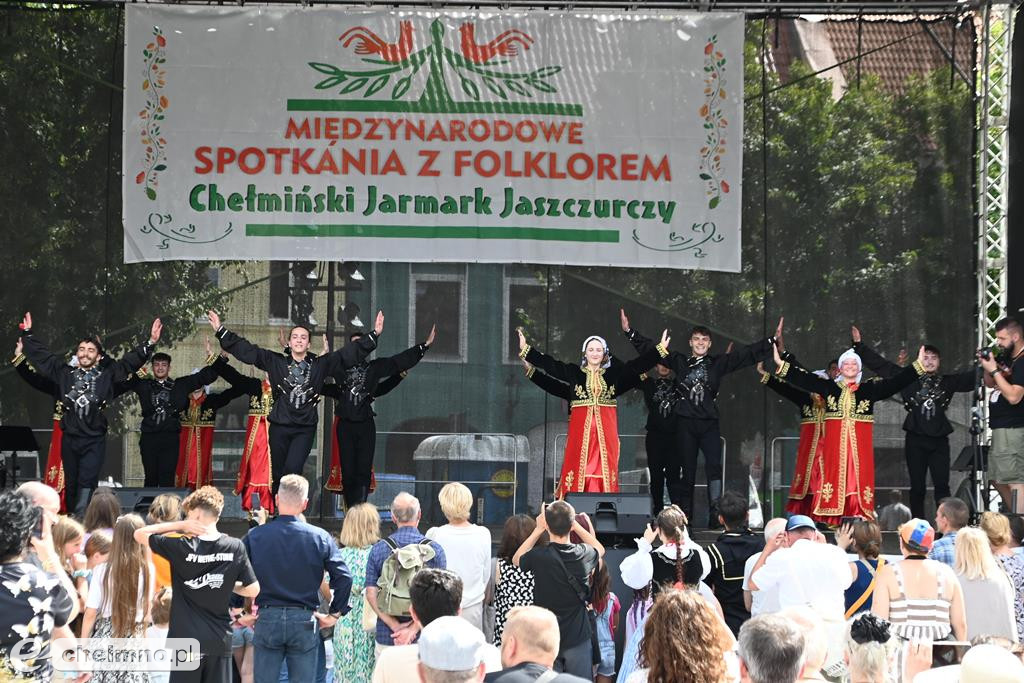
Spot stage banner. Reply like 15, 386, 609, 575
123, 6, 743, 270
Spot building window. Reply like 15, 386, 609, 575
409, 267, 467, 362
268, 262, 291, 322
503, 268, 546, 363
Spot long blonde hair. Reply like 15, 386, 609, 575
51, 516, 84, 570
102, 514, 151, 638
339, 503, 380, 548
954, 527, 1003, 581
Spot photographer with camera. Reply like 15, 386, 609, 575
979, 317, 1024, 514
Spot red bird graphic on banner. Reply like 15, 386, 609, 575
459, 23, 534, 64
339, 21, 414, 63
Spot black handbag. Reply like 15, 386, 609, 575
548, 546, 602, 666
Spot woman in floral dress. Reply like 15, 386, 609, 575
333, 503, 380, 682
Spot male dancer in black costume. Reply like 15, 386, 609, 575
637, 362, 682, 516
620, 310, 779, 526
124, 350, 225, 487
19, 312, 161, 513
851, 326, 975, 518
321, 325, 435, 508
207, 309, 381, 495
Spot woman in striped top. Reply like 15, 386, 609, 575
871, 518, 966, 673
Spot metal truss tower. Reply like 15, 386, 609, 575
978, 2, 1015, 347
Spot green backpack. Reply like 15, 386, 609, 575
375, 537, 436, 617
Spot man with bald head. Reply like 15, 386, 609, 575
365, 492, 447, 653
484, 607, 588, 682
17, 481, 61, 521
779, 606, 830, 681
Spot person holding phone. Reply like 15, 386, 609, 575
0, 490, 80, 681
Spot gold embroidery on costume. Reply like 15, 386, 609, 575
863, 487, 873, 506
821, 482, 834, 502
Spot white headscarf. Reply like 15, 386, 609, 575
836, 348, 863, 384
581, 335, 611, 369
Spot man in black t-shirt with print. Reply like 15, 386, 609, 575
980, 317, 1024, 514
512, 501, 603, 680
135, 486, 260, 683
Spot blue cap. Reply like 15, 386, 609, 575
786, 515, 816, 532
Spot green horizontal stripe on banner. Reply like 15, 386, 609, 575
246, 224, 618, 243
286, 99, 584, 117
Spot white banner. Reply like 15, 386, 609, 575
123, 6, 742, 270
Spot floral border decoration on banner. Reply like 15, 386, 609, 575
699, 34, 729, 210
136, 26, 168, 201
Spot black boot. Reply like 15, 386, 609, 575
707, 479, 723, 529
74, 488, 93, 518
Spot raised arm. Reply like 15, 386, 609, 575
852, 335, 901, 380
758, 362, 810, 407
209, 311, 277, 371
946, 368, 979, 394
860, 351, 926, 400
374, 372, 406, 398
518, 328, 581, 383
172, 355, 224, 400
19, 314, 69, 383
373, 337, 429, 378
13, 342, 58, 396
620, 331, 670, 376
215, 360, 263, 397
774, 343, 836, 396
109, 318, 161, 382
525, 364, 573, 401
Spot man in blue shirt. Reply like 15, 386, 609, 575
365, 492, 447, 652
243, 474, 352, 683
928, 497, 969, 567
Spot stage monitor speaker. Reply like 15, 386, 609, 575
564, 493, 650, 538
112, 487, 191, 514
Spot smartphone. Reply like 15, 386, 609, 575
839, 516, 860, 527
250, 493, 261, 511
32, 515, 44, 540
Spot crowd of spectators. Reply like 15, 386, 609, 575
3, 481, 1024, 683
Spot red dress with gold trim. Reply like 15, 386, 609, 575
14, 354, 67, 512
776, 359, 925, 524
762, 372, 826, 517
521, 342, 667, 498
235, 379, 275, 514
45, 406, 66, 513
176, 395, 215, 490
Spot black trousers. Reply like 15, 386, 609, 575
905, 432, 951, 519
337, 418, 376, 507
675, 418, 723, 520
269, 424, 316, 495
61, 433, 105, 513
646, 428, 678, 515
169, 652, 232, 683
141, 430, 181, 487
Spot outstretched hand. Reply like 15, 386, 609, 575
851, 326, 861, 344
15, 338, 23, 357
772, 341, 784, 370
660, 329, 671, 350
916, 345, 926, 367
204, 336, 212, 357
20, 312, 32, 332
277, 328, 288, 350
756, 361, 766, 377
424, 324, 437, 347
374, 310, 384, 335
620, 308, 630, 333
321, 334, 330, 356
896, 348, 908, 366
150, 318, 163, 344
774, 316, 786, 354
207, 310, 221, 331
517, 327, 527, 352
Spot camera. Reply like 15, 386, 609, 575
979, 348, 993, 361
